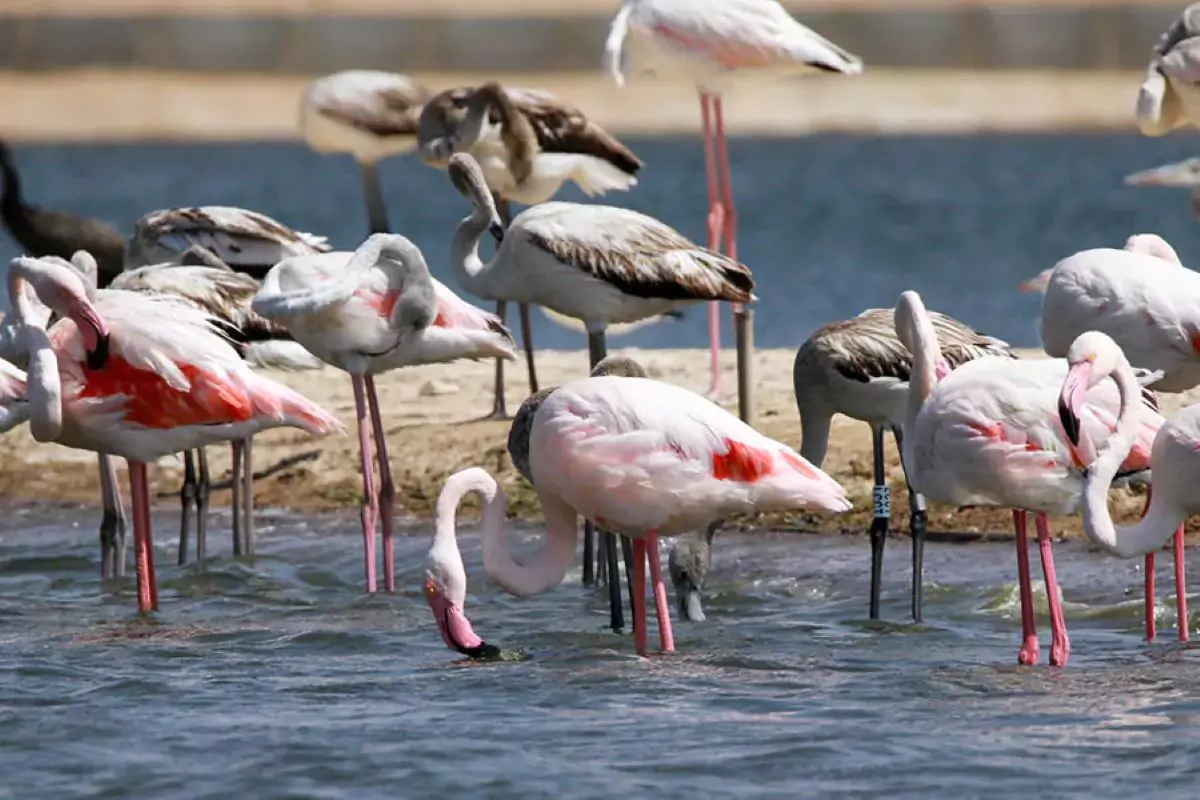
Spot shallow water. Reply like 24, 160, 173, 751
2, 507, 1199, 798
4, 132, 1200, 350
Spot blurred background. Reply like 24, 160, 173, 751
0, 0, 1195, 350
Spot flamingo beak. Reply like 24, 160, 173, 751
70, 297, 110, 370
1058, 361, 1092, 447
1018, 269, 1053, 294
424, 577, 500, 660
675, 577, 706, 622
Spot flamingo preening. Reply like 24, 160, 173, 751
426, 375, 851, 658
1136, 3, 1200, 136
604, 0, 862, 414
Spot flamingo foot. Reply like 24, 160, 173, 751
1019, 635, 1039, 666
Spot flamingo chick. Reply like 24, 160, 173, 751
252, 233, 516, 594
896, 290, 1169, 667
9, 256, 343, 613
1063, 332, 1194, 638
1125, 158, 1200, 222
425, 375, 851, 658
1137, 3, 1200, 136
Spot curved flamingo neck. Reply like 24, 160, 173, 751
482, 490, 577, 596
1080, 356, 1178, 558
449, 206, 493, 298
901, 302, 941, 437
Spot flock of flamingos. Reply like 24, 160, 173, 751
3, 0, 1200, 670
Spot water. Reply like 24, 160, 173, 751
5, 132, 1200, 351
2, 507, 1200, 798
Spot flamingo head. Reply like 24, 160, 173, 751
423, 571, 499, 660
668, 522, 718, 623
447, 153, 504, 243
11, 256, 110, 369
1059, 331, 1121, 449
1123, 233, 1182, 265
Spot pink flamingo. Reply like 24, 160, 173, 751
896, 290, 1175, 667
1063, 331, 1196, 640
604, 0, 861, 403
8, 255, 343, 614
251, 233, 517, 595
424, 375, 851, 658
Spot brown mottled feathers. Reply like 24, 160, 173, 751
798, 307, 1015, 385
318, 84, 430, 138
525, 215, 753, 304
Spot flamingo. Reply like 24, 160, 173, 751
425, 374, 852, 659
446, 150, 753, 587
1063, 332, 1195, 637
1019, 232, 1183, 295
125, 205, 331, 281
1125, 157, 1200, 222
1136, 3, 1200, 136
896, 290, 1173, 667
111, 253, 322, 564
0, 140, 125, 284
8, 255, 343, 613
604, 0, 862, 405
299, 71, 431, 235
418, 81, 644, 420
251, 233, 517, 595
666, 521, 720, 621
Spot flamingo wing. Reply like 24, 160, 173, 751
507, 89, 643, 174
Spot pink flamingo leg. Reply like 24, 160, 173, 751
632, 537, 648, 657
1174, 525, 1188, 642
700, 92, 723, 399
1141, 490, 1156, 642
1013, 510, 1039, 665
351, 375, 378, 593
712, 97, 740, 279
1034, 513, 1070, 667
128, 461, 158, 614
645, 532, 675, 653
365, 376, 396, 593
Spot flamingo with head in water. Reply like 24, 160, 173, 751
425, 374, 851, 659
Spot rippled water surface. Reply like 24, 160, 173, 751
5, 133, 1200, 349
3, 507, 1200, 798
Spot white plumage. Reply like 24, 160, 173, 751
1137, 3, 1200, 136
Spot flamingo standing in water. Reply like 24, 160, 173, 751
425, 375, 851, 658
418, 81, 644, 420
8, 256, 342, 613
1064, 333, 1200, 632
896, 290, 1173, 667
252, 233, 517, 594
1136, 3, 1200, 136
300, 71, 431, 235
604, 0, 862, 408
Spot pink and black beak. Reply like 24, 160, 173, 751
71, 297, 111, 370
424, 577, 500, 660
1058, 361, 1092, 447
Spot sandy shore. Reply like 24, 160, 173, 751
1, 346, 1194, 543
0, 69, 1149, 140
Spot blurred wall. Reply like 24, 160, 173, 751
0, 4, 1183, 73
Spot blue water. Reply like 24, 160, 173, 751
2, 508, 1199, 798
4, 132, 1200, 351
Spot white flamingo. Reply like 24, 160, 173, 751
8, 256, 342, 613
897, 290, 1174, 667
424, 375, 851, 659
1063, 332, 1196, 635
418, 81, 645, 420
252, 233, 517, 595
604, 0, 861, 402
1137, 3, 1200, 136
299, 70, 430, 234
1019, 233, 1182, 294
1124, 156, 1200, 222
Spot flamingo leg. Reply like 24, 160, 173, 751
195, 448, 209, 562
1141, 489, 1156, 642
867, 426, 888, 620
700, 92, 723, 400
603, 530, 625, 633
1034, 513, 1070, 667
240, 438, 254, 556
633, 537, 648, 657
360, 160, 390, 235
622, 536, 637, 637
365, 376, 396, 593
352, 375, 379, 593
97, 453, 126, 580
1013, 510, 1039, 665
518, 303, 539, 393
231, 441, 245, 557
1175, 524, 1189, 642
129, 461, 158, 613
646, 532, 675, 653
585, 328, 626, 631
891, 425, 926, 622
178, 450, 196, 566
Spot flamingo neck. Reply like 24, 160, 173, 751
903, 305, 941, 438
1080, 357, 1177, 558
798, 406, 832, 468
449, 208, 492, 298
0, 147, 23, 218
482, 490, 577, 596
